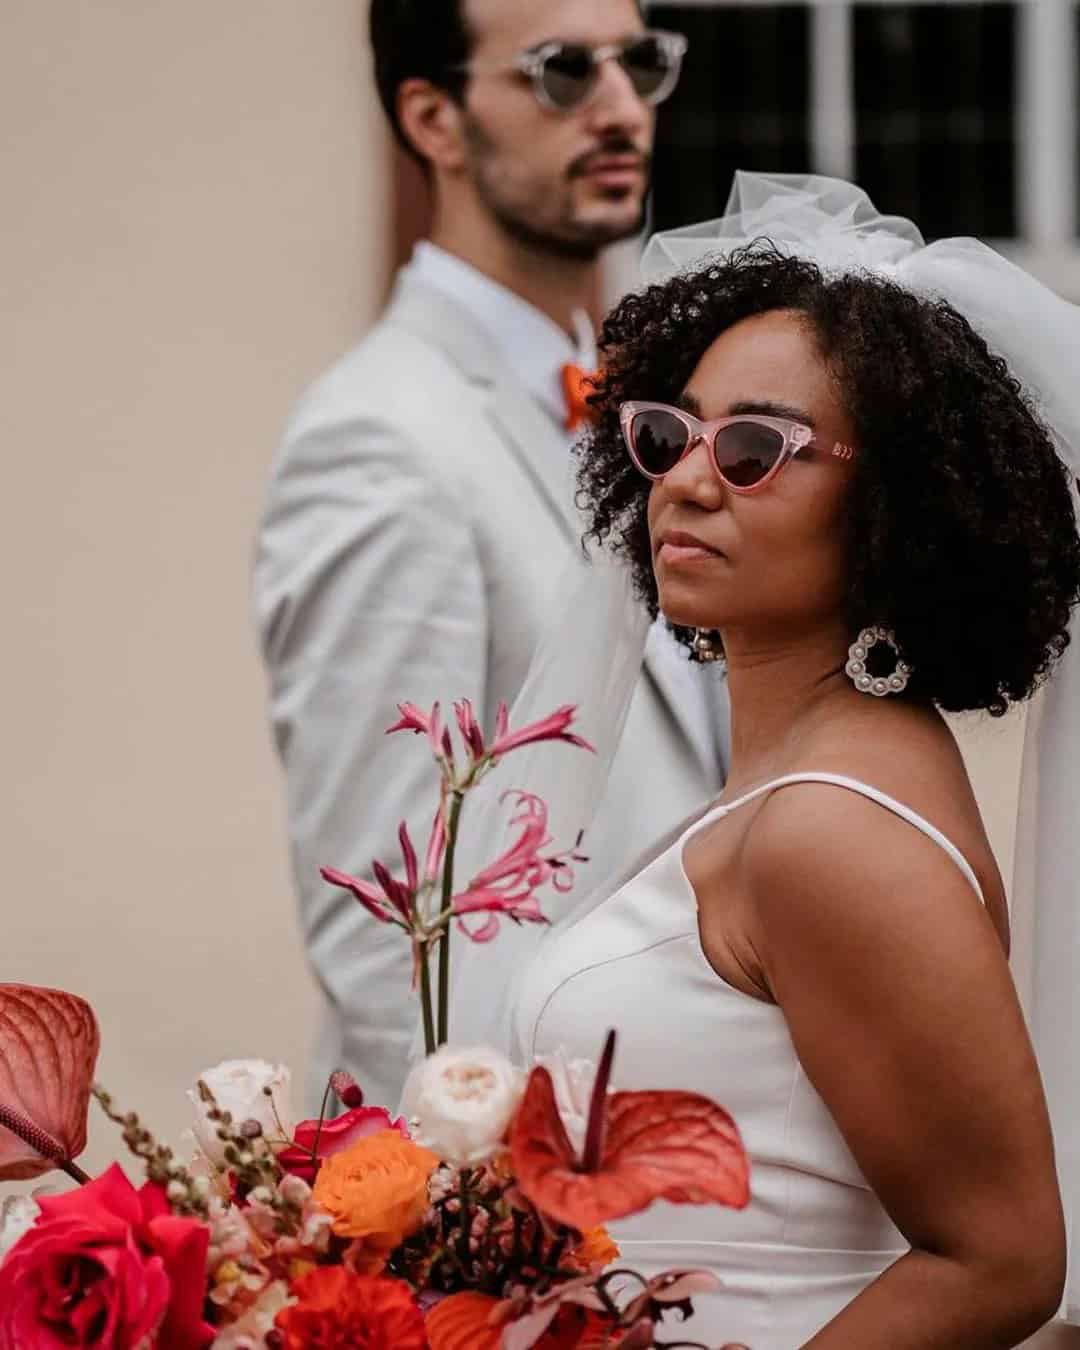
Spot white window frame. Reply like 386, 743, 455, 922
647, 0, 1080, 297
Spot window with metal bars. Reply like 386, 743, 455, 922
649, 3, 1021, 242
854, 5, 1016, 238
650, 5, 812, 232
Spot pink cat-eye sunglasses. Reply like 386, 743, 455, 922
620, 401, 857, 494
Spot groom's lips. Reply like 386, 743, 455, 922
582, 155, 646, 187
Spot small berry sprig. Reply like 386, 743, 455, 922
93, 1085, 210, 1217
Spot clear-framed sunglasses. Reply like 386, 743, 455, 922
454, 30, 688, 113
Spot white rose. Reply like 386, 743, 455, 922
187, 1059, 294, 1167
534, 1048, 605, 1157
401, 1046, 524, 1167
0, 1195, 40, 1264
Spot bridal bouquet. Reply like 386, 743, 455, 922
0, 700, 750, 1349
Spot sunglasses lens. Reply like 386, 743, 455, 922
540, 45, 595, 109
620, 36, 676, 102
714, 421, 786, 487
629, 409, 689, 476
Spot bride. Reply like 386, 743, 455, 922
460, 175, 1080, 1348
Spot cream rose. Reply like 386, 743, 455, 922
0, 1195, 40, 1265
401, 1046, 524, 1167
187, 1059, 294, 1167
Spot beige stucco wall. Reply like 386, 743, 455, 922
1, 1, 389, 1179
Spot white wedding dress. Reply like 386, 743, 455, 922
511, 772, 987, 1349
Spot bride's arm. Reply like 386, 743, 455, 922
741, 785, 1065, 1349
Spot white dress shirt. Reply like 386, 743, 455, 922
411, 241, 596, 435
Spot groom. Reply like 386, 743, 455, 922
254, 0, 728, 1110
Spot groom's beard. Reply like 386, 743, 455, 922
465, 121, 652, 263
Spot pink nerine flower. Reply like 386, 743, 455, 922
487, 702, 594, 759
453, 698, 486, 760
386, 701, 455, 767
321, 810, 445, 927
451, 699, 596, 766
385, 699, 440, 749
387, 698, 592, 789
451, 793, 585, 942
320, 865, 404, 927
321, 809, 447, 985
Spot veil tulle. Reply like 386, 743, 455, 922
445, 172, 1080, 1319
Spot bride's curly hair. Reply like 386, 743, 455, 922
577, 244, 1080, 716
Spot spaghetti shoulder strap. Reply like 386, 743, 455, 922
681, 772, 985, 905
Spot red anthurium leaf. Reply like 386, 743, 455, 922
602, 1088, 750, 1205
509, 1067, 580, 1206
511, 1069, 749, 1232
0, 985, 100, 1180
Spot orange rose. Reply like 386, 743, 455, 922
569, 1226, 620, 1272
275, 1266, 426, 1350
312, 1129, 439, 1255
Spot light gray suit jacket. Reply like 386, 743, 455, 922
254, 265, 728, 1110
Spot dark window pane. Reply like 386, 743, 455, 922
650, 6, 811, 232
853, 4, 1016, 237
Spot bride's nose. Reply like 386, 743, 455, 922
662, 433, 724, 505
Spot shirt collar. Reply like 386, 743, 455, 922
410, 241, 596, 427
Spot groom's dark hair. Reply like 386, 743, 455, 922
369, 0, 472, 161
370, 1, 650, 161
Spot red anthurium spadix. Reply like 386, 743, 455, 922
510, 1031, 750, 1232
0, 985, 100, 1181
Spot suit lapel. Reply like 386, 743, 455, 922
486, 380, 578, 543
388, 271, 577, 543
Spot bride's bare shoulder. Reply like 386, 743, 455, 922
742, 700, 1007, 934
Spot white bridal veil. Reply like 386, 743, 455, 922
447, 173, 1080, 1320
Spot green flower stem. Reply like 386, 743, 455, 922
437, 790, 465, 1047
419, 941, 437, 1057
310, 1075, 335, 1164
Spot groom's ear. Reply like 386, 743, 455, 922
397, 79, 469, 174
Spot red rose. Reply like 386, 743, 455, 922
0, 1163, 213, 1350
275, 1266, 428, 1349
279, 1106, 410, 1184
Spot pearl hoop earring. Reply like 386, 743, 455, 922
690, 629, 722, 664
845, 626, 913, 697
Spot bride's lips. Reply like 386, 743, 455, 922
655, 529, 726, 565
